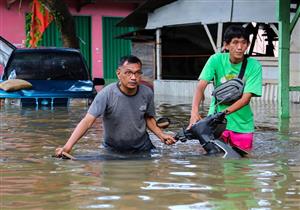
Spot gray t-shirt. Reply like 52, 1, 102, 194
88, 82, 156, 152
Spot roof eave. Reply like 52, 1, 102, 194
117, 0, 177, 27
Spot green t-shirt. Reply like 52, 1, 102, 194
199, 53, 262, 133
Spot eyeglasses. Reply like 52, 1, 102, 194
123, 70, 143, 78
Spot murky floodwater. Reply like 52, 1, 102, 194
1, 97, 300, 210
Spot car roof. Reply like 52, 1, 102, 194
14, 47, 81, 53
1, 35, 82, 68
2, 47, 90, 81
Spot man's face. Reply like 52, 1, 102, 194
117, 61, 143, 91
224, 37, 249, 63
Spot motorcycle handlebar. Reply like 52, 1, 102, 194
174, 112, 227, 142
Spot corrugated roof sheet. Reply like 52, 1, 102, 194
117, 0, 176, 27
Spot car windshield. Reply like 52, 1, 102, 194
3, 50, 89, 80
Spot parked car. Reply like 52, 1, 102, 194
0, 36, 104, 107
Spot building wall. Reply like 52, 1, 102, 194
290, 18, 300, 86
154, 80, 300, 103
0, 0, 135, 77
153, 20, 300, 102
258, 19, 300, 87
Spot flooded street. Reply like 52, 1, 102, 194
1, 97, 300, 210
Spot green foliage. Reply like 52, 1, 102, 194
52, 11, 62, 30
25, 0, 63, 47
25, 12, 32, 47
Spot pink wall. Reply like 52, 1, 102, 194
0, 0, 135, 77
0, 0, 28, 48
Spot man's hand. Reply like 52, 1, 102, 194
55, 147, 71, 158
160, 133, 176, 145
55, 147, 76, 160
188, 112, 202, 129
188, 80, 207, 129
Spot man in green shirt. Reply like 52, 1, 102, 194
189, 25, 262, 151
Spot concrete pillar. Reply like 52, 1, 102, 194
277, 0, 290, 130
156, 28, 162, 80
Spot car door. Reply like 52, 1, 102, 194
0, 36, 16, 68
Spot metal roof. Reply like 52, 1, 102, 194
117, 0, 280, 29
145, 0, 277, 29
115, 29, 156, 41
117, 0, 176, 27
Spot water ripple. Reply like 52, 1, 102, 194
142, 181, 212, 191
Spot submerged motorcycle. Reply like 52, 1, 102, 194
166, 112, 248, 158
57, 112, 247, 160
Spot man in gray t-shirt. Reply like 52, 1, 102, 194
88, 82, 156, 152
55, 55, 176, 156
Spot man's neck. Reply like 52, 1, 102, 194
229, 56, 244, 64
118, 83, 137, 96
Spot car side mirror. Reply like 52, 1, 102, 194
156, 117, 171, 129
93, 78, 105, 86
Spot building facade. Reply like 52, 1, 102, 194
119, 0, 300, 103
0, 0, 142, 82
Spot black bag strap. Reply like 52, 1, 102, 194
238, 55, 248, 79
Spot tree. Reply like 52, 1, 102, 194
25, 0, 79, 48
41, 0, 79, 48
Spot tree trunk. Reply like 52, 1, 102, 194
41, 0, 79, 49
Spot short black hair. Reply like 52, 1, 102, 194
223, 25, 249, 44
118, 55, 142, 67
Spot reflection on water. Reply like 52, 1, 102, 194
1, 97, 300, 209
